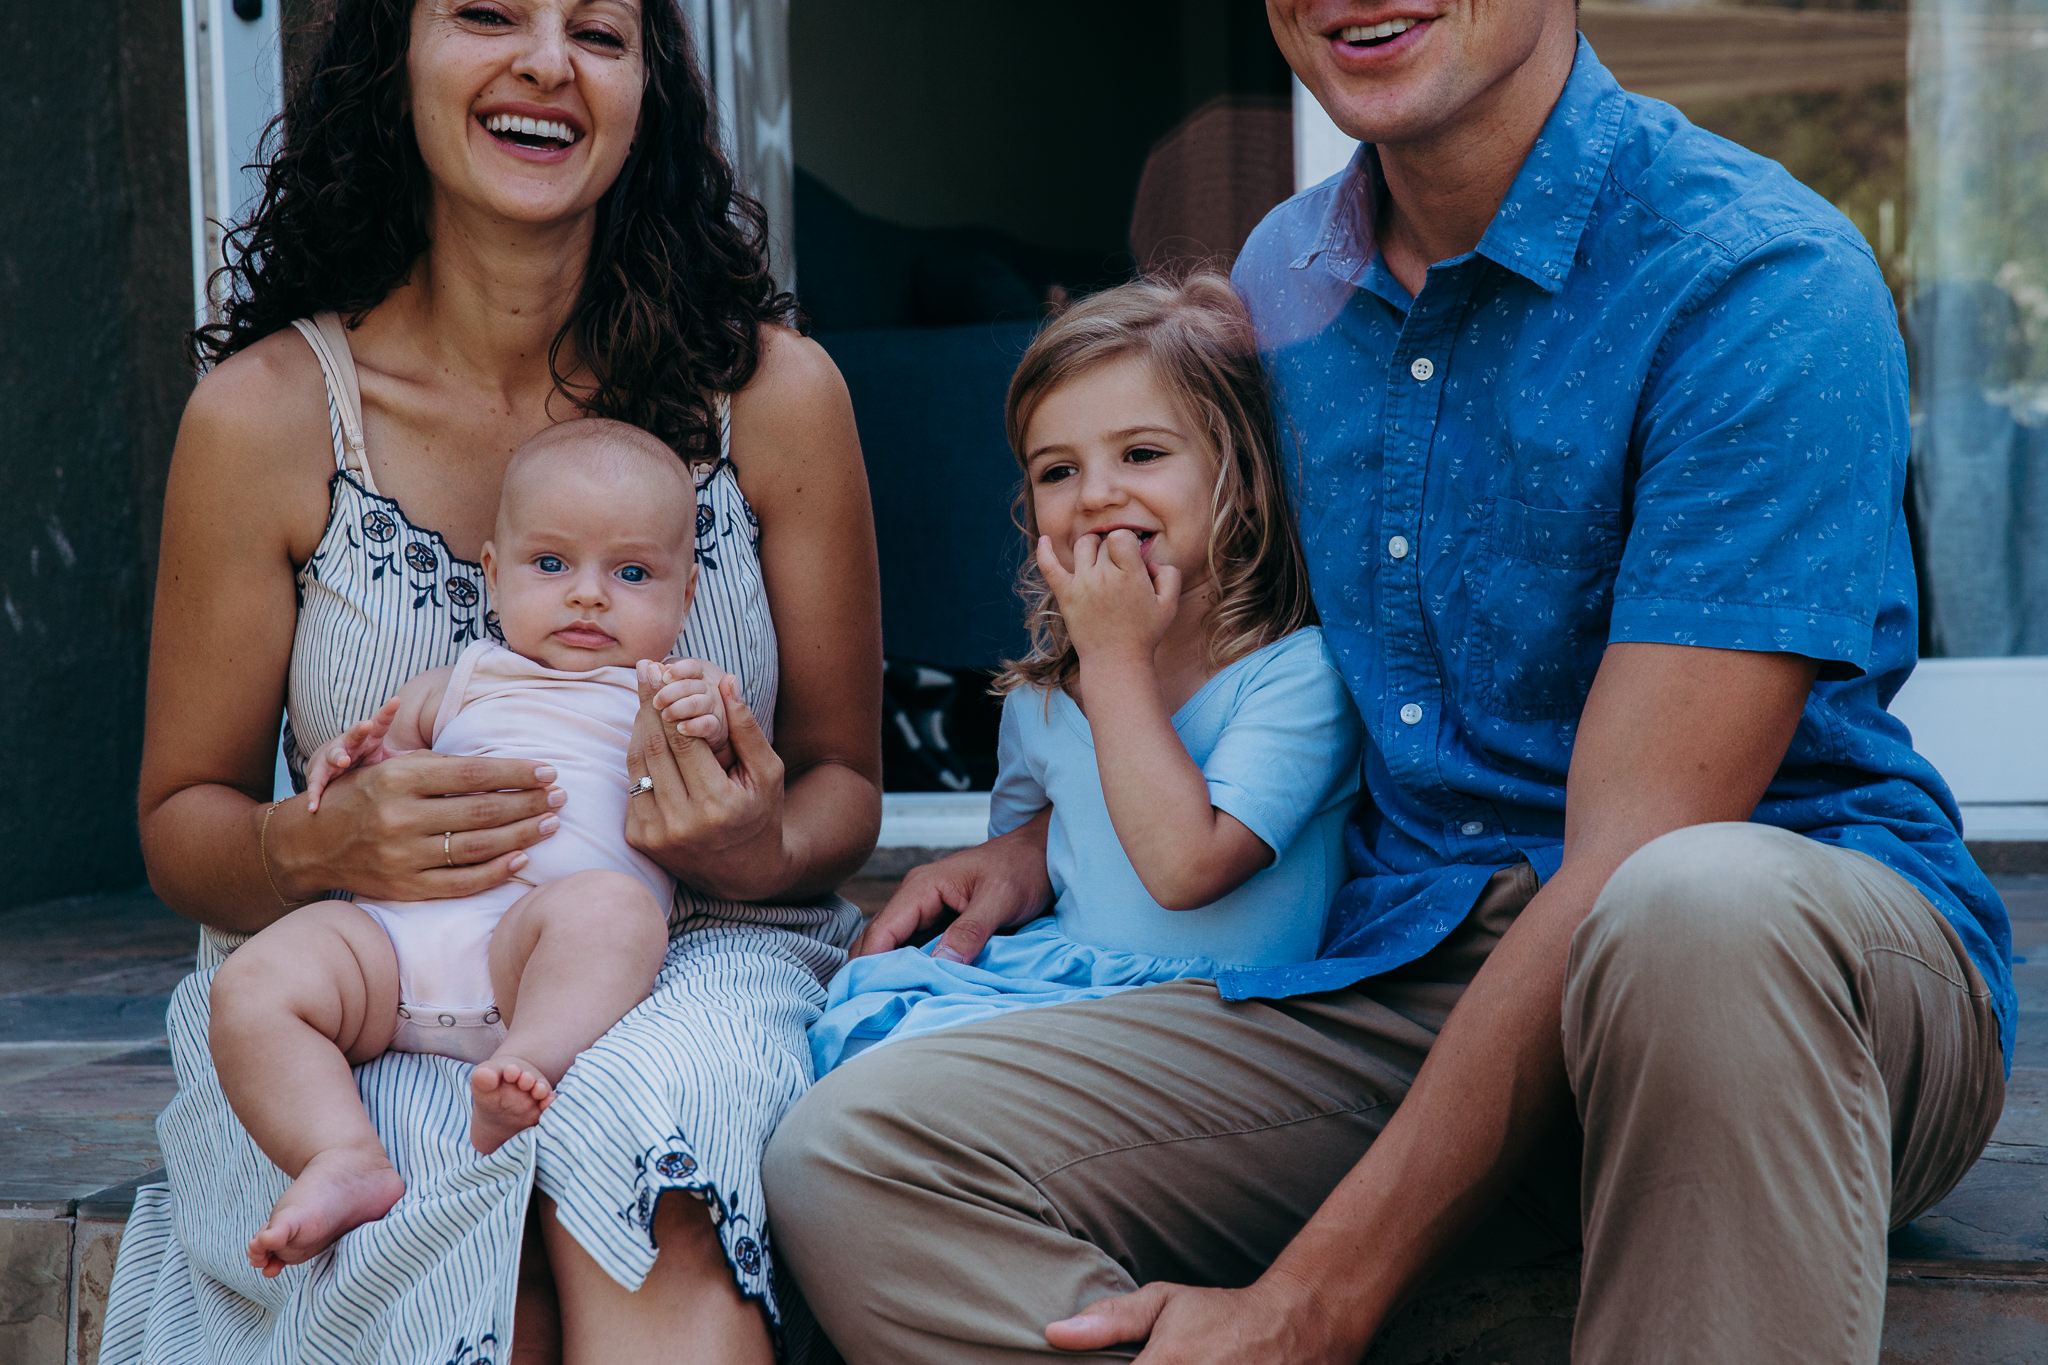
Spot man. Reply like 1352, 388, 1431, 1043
765, 5, 2013, 1361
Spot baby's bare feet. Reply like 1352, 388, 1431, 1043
247, 1145, 404, 1277
469, 1056, 555, 1154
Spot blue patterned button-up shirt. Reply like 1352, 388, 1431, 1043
1222, 39, 2014, 1071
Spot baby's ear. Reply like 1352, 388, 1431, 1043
678, 557, 700, 623
480, 541, 498, 595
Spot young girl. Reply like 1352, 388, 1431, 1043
209, 419, 734, 1277
810, 272, 1362, 1072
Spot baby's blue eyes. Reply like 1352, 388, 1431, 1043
532, 555, 649, 583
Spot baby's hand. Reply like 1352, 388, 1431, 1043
304, 696, 410, 812
1037, 531, 1179, 667
649, 658, 734, 769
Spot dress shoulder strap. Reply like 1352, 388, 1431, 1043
716, 391, 732, 464
290, 312, 376, 492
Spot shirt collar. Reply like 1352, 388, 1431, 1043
1292, 34, 1625, 296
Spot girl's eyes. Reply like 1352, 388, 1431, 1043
1126, 446, 1168, 464
615, 564, 649, 583
534, 554, 566, 573
1035, 464, 1075, 485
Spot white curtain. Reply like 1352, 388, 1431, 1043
1908, 0, 2048, 656
682, 0, 795, 287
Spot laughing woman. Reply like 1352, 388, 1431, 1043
99, 2, 881, 1361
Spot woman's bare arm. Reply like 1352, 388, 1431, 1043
627, 327, 882, 901
140, 334, 558, 932
738, 329, 883, 895
140, 338, 344, 930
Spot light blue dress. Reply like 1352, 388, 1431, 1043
811, 627, 1362, 1073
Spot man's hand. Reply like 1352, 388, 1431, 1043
1038, 531, 1178, 668
1045, 1272, 1360, 1364
304, 696, 409, 812
855, 807, 1053, 962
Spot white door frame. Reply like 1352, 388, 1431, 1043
183, 0, 284, 328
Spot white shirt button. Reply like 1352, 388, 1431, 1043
1410, 357, 1435, 382
1399, 702, 1424, 725
1460, 821, 1486, 836
1388, 535, 1410, 560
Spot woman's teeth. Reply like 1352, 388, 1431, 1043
1340, 18, 1418, 45
483, 113, 580, 147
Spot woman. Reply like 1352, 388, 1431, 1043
101, 1, 880, 1361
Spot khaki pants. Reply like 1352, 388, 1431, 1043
765, 823, 2006, 1364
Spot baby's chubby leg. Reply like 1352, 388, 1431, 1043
470, 869, 669, 1154
208, 900, 405, 1276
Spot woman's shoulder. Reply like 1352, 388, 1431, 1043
169, 328, 337, 544
724, 325, 859, 494
179, 328, 334, 481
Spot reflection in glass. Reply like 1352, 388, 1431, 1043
1910, 0, 2048, 657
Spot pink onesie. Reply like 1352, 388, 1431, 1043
356, 640, 671, 1063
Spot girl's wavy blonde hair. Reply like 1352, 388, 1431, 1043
993, 270, 1316, 696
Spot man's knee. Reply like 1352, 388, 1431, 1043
1570, 822, 1840, 987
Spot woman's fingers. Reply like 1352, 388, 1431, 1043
439, 809, 560, 870
417, 847, 534, 900
631, 664, 697, 803
718, 677, 779, 782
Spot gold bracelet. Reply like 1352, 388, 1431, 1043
258, 799, 296, 910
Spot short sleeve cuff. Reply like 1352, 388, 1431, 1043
1609, 595, 1872, 679
1206, 780, 1285, 859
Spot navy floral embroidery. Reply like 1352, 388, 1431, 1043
405, 542, 445, 610
441, 1333, 499, 1365
353, 507, 399, 580
447, 575, 482, 643
732, 1231, 763, 1278
622, 1134, 704, 1232
741, 497, 760, 552
694, 503, 720, 572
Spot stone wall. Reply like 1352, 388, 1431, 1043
0, 0, 193, 909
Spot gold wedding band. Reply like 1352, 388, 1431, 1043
443, 831, 455, 868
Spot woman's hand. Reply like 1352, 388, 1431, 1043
278, 752, 563, 904
854, 808, 1053, 961
626, 663, 793, 901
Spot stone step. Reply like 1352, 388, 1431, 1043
4, 879, 2044, 1363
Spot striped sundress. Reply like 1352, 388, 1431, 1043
101, 314, 862, 1364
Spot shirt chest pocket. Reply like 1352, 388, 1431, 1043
1471, 498, 1624, 721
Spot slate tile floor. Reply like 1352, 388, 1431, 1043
0, 874, 2042, 1363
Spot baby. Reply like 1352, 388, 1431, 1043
209, 418, 728, 1277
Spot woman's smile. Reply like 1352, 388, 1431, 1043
410, 0, 645, 227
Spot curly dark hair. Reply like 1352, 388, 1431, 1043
194, 0, 796, 462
